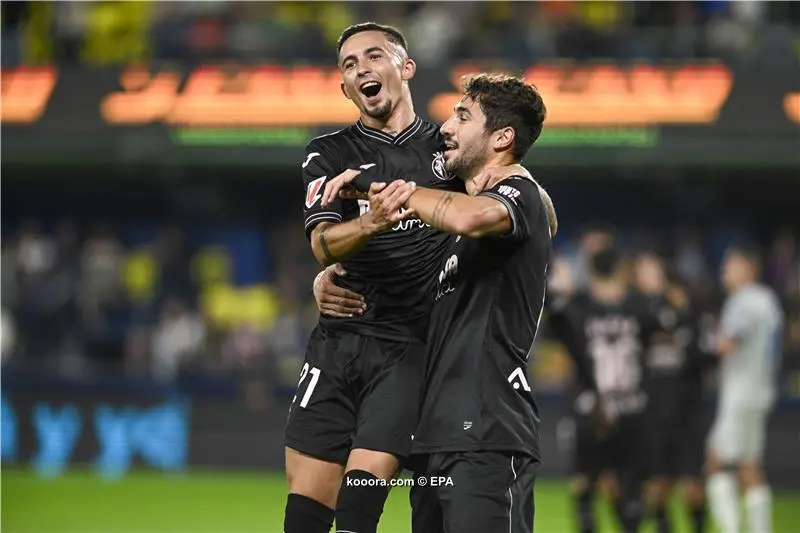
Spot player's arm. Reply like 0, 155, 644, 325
309, 182, 415, 266
404, 175, 548, 240
302, 144, 411, 266
716, 298, 754, 357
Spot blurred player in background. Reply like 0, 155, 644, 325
706, 245, 784, 533
633, 251, 713, 533
549, 247, 656, 533
285, 22, 525, 533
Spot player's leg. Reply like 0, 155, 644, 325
679, 477, 707, 533
612, 416, 648, 533
646, 419, 675, 533
438, 451, 538, 533
410, 454, 445, 533
677, 407, 710, 533
739, 407, 773, 533
571, 413, 603, 533
705, 407, 743, 533
284, 327, 356, 533
335, 338, 425, 533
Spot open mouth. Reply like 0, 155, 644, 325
443, 140, 458, 154
359, 81, 382, 99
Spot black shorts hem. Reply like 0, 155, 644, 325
410, 443, 540, 460
284, 437, 348, 467
351, 438, 411, 461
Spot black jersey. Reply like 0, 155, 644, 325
549, 289, 657, 422
644, 296, 715, 421
302, 116, 463, 343
411, 176, 550, 459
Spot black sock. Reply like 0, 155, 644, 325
574, 489, 595, 533
690, 502, 706, 533
655, 504, 670, 533
335, 470, 389, 533
284, 493, 334, 533
615, 498, 644, 533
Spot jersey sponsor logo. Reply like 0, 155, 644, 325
496, 185, 521, 203
305, 176, 326, 208
302, 152, 321, 169
432, 152, 455, 181
463, 421, 473, 430
507, 367, 532, 392
357, 200, 430, 232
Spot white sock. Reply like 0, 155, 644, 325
707, 472, 740, 533
745, 485, 773, 533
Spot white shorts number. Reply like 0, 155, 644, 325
292, 363, 322, 408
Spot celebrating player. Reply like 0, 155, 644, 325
706, 245, 783, 533
284, 23, 525, 533
353, 72, 549, 533
634, 252, 713, 533
549, 247, 657, 533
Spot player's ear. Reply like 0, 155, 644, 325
401, 58, 416, 82
493, 126, 515, 152
340, 82, 352, 101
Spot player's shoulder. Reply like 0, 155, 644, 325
305, 126, 357, 154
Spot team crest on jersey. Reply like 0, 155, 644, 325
305, 176, 326, 208
432, 152, 455, 181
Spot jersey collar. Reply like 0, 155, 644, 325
355, 115, 423, 146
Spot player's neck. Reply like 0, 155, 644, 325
591, 279, 626, 303
359, 97, 416, 136
464, 154, 517, 195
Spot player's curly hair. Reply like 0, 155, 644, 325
462, 73, 547, 161
337, 22, 408, 57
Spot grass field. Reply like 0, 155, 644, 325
2, 470, 800, 532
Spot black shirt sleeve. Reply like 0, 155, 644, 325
302, 141, 344, 239
478, 176, 545, 241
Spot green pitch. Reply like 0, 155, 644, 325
2, 470, 799, 532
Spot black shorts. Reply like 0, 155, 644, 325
410, 451, 538, 533
573, 413, 648, 492
284, 325, 424, 466
649, 405, 709, 479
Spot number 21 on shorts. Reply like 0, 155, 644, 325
292, 363, 322, 408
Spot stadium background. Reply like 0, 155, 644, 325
1, 1, 799, 532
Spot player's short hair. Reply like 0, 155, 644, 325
337, 22, 408, 57
590, 247, 621, 278
462, 73, 547, 161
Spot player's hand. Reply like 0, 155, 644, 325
314, 263, 367, 318
322, 169, 361, 208
472, 163, 532, 191
364, 180, 417, 232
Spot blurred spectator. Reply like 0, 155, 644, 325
151, 297, 205, 381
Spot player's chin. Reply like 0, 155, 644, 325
363, 98, 391, 119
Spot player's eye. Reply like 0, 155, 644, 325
344, 62, 355, 70
369, 53, 382, 61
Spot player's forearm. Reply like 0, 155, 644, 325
310, 219, 379, 266
406, 187, 510, 238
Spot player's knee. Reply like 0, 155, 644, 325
347, 448, 400, 480
738, 461, 763, 490
647, 478, 671, 505
570, 475, 593, 495
285, 447, 344, 508
679, 478, 705, 504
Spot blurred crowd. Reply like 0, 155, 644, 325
2, 215, 799, 397
2, 1, 799, 68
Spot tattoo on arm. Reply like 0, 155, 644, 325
431, 193, 455, 229
318, 226, 336, 265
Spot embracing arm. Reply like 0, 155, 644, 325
406, 187, 511, 239
309, 219, 378, 267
